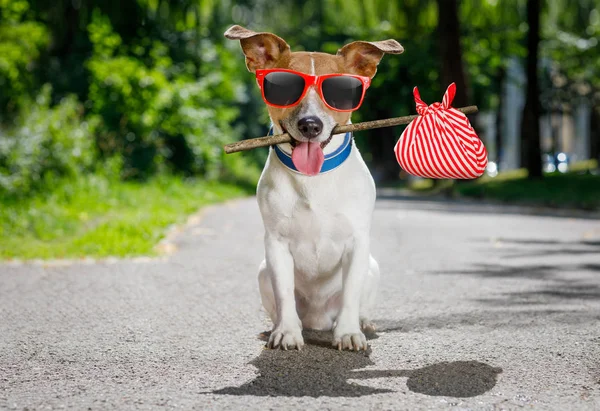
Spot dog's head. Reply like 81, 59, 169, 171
225, 25, 403, 174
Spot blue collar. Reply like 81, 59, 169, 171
269, 127, 353, 174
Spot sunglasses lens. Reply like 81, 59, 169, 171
321, 76, 364, 110
263, 72, 305, 106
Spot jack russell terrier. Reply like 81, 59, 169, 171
225, 25, 403, 351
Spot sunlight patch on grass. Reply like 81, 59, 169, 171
0, 176, 251, 260
568, 159, 598, 173
409, 179, 435, 191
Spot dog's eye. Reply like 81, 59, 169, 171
321, 77, 364, 110
263, 72, 306, 106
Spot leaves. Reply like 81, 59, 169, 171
0, 17, 49, 116
0, 1, 256, 196
0, 85, 98, 196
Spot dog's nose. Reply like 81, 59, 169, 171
297, 116, 323, 139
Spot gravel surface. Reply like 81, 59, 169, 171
1, 194, 599, 410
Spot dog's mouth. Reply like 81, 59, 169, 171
281, 122, 335, 176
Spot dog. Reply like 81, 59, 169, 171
225, 25, 403, 351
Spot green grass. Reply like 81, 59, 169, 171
399, 160, 600, 210
0, 176, 252, 260
451, 160, 600, 210
455, 170, 600, 210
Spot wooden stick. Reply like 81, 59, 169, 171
224, 105, 478, 154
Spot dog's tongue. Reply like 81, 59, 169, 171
292, 142, 324, 176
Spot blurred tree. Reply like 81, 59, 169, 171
592, 111, 600, 161
520, 0, 543, 177
541, 0, 600, 162
461, 0, 527, 169
0, 0, 50, 120
0, 0, 257, 195
434, 0, 470, 188
436, 0, 469, 108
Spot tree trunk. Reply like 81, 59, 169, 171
519, 0, 543, 178
495, 66, 505, 170
368, 107, 402, 182
436, 0, 469, 108
436, 0, 471, 188
591, 108, 600, 162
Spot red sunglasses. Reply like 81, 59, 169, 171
255, 69, 371, 112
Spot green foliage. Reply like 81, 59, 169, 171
0, 85, 98, 196
541, 0, 599, 106
86, 10, 248, 180
0, 1, 258, 200
461, 0, 528, 110
0, 0, 30, 21
0, 0, 49, 117
87, 51, 169, 177
87, 9, 122, 57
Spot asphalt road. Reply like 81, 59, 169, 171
1, 193, 599, 410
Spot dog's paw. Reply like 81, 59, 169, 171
332, 329, 368, 351
267, 327, 304, 350
360, 318, 376, 334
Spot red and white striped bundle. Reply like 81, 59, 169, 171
394, 83, 488, 179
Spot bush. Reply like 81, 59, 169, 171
0, 6, 260, 198
0, 85, 98, 197
0, 0, 50, 117
86, 11, 249, 180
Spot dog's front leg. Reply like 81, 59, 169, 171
334, 237, 370, 351
264, 233, 304, 350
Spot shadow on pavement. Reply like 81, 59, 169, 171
373, 308, 600, 335
476, 281, 600, 305
472, 237, 600, 260
430, 237, 600, 304
350, 361, 502, 398
212, 330, 502, 398
432, 262, 599, 282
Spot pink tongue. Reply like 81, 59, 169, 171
291, 142, 324, 176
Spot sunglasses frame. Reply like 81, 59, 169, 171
255, 68, 371, 112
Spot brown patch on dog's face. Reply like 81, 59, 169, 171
266, 52, 352, 137
224, 25, 404, 143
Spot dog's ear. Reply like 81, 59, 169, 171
224, 25, 291, 72
337, 39, 404, 78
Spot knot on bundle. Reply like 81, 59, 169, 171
417, 102, 444, 116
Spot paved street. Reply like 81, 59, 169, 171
1, 194, 599, 410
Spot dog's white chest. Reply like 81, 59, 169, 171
283, 198, 352, 277
257, 147, 375, 281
